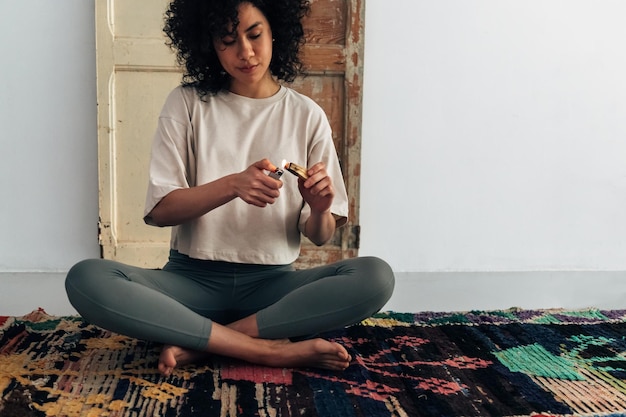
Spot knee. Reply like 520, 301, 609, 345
65, 259, 115, 308
355, 256, 395, 305
66, 259, 101, 290
360, 256, 395, 283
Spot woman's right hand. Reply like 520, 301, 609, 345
233, 159, 283, 207
146, 159, 282, 226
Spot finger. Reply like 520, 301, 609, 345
310, 177, 333, 195
307, 162, 326, 175
317, 185, 334, 198
245, 195, 275, 207
304, 169, 332, 189
255, 158, 276, 172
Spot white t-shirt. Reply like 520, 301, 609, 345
144, 85, 349, 265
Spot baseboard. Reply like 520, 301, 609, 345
1, 271, 625, 316
0, 272, 75, 316
383, 271, 626, 312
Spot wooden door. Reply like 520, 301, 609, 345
95, 0, 364, 268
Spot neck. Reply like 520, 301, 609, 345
229, 75, 280, 99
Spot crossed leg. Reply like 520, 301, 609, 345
158, 314, 351, 376
66, 256, 394, 376
157, 257, 396, 376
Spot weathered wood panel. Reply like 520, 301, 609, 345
295, 0, 364, 268
96, 0, 364, 268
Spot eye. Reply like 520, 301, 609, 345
248, 32, 262, 40
221, 37, 236, 46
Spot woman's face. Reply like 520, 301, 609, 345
213, 2, 277, 98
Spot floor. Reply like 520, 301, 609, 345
1, 271, 625, 316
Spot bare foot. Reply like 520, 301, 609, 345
222, 315, 350, 370
159, 336, 352, 376
158, 345, 209, 376
260, 338, 352, 371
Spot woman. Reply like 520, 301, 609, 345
66, 0, 394, 377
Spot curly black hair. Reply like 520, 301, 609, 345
164, 0, 310, 98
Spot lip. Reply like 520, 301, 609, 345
238, 64, 258, 74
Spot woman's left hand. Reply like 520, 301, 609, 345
299, 162, 337, 245
298, 162, 335, 214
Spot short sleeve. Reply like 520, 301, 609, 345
296, 103, 349, 233
143, 88, 196, 225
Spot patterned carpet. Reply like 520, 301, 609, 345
2, 308, 626, 416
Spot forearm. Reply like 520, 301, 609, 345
146, 175, 238, 227
304, 210, 336, 246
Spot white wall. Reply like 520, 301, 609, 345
1, 1, 100, 272
1, 1, 625, 279
360, 0, 626, 272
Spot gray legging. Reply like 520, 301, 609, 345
65, 250, 395, 351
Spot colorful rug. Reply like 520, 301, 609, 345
2, 309, 626, 416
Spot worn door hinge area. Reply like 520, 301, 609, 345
344, 224, 360, 250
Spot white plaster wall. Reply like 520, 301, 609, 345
0, 1, 100, 272
360, 0, 626, 272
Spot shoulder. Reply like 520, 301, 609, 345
162, 85, 204, 108
161, 86, 193, 116
281, 87, 328, 123
282, 87, 323, 111
161, 86, 230, 120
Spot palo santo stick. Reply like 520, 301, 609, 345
283, 161, 309, 180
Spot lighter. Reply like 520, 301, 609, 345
268, 163, 284, 180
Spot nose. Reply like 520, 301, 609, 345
237, 38, 254, 60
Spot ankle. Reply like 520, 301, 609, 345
227, 316, 260, 338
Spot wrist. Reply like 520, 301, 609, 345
309, 209, 332, 221
225, 173, 241, 200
